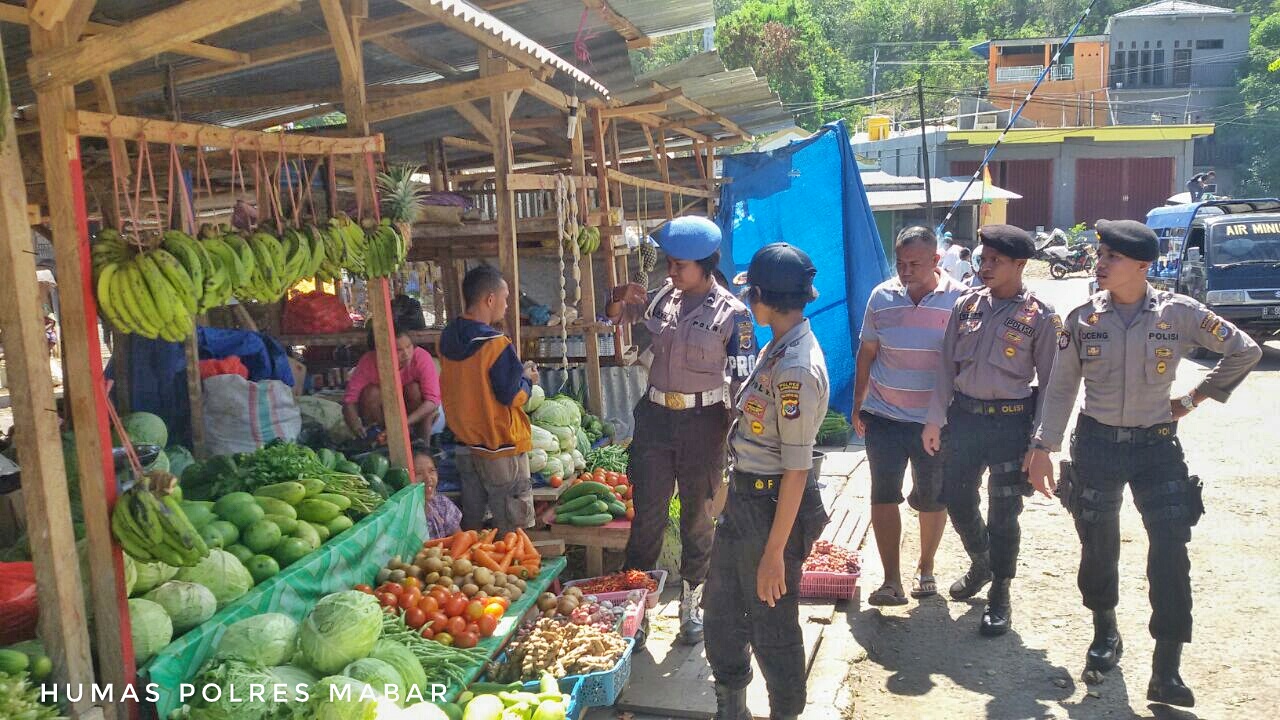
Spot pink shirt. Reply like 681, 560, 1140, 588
344, 346, 441, 405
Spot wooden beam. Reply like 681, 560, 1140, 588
599, 102, 667, 119
570, 113, 602, 416
27, 0, 296, 90
23, 8, 121, 717
147, 88, 344, 114
511, 115, 564, 130
505, 173, 598, 191
661, 85, 753, 141
606, 168, 712, 198
27, 0, 75, 30
453, 101, 496, 144
581, 0, 649, 48
366, 70, 533, 124
484, 52, 521, 346
370, 34, 463, 78
74, 111, 383, 154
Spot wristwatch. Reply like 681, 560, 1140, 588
1179, 394, 1198, 411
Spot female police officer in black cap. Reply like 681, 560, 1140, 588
703, 243, 829, 720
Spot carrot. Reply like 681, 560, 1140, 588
481, 528, 497, 544
457, 548, 472, 562
502, 532, 518, 551
449, 531, 474, 558
473, 548, 502, 572
518, 529, 537, 560
498, 546, 518, 572
424, 538, 449, 548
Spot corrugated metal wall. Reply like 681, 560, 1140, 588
952, 159, 1053, 230
1074, 157, 1174, 223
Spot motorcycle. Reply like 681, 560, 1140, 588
1048, 244, 1095, 279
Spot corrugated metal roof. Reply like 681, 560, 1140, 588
1113, 0, 1234, 17
864, 175, 1021, 211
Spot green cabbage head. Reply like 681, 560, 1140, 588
298, 591, 383, 675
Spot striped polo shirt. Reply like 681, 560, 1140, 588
859, 272, 968, 424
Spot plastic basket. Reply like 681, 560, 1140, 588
564, 570, 667, 609
563, 636, 635, 707
518, 675, 584, 719
799, 570, 860, 600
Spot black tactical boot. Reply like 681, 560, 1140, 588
714, 683, 750, 720
949, 551, 993, 600
1147, 640, 1195, 707
1085, 609, 1123, 672
769, 714, 799, 720
980, 579, 1012, 636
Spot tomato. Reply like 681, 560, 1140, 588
384, 582, 404, 597
401, 577, 421, 590
428, 587, 450, 604
434, 632, 454, 647
465, 600, 485, 621
446, 615, 467, 636
404, 607, 427, 629
618, 474, 628, 485
466, 621, 480, 636
429, 612, 450, 633
418, 596, 440, 615
593, 469, 606, 482
444, 595, 468, 618
419, 627, 435, 640
605, 472, 618, 484
399, 588, 422, 610
477, 614, 498, 637
493, 596, 511, 610
454, 631, 478, 649
483, 602, 505, 619
354, 584, 373, 594
549, 475, 563, 488
625, 507, 635, 520
377, 593, 399, 609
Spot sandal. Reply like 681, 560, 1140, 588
867, 584, 909, 606
911, 574, 938, 598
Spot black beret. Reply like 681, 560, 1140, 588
1095, 219, 1158, 261
977, 224, 1035, 260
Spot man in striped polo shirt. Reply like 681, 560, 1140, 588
854, 226, 969, 606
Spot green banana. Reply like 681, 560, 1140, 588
108, 263, 147, 336
121, 264, 162, 339
150, 248, 197, 316
135, 254, 179, 330
162, 231, 204, 305
111, 504, 155, 562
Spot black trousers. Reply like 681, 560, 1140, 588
941, 405, 1033, 580
704, 480, 827, 716
1069, 417, 1201, 643
623, 399, 731, 585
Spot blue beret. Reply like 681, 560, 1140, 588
653, 216, 722, 261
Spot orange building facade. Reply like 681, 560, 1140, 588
982, 36, 1111, 127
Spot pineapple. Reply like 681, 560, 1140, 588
377, 163, 427, 257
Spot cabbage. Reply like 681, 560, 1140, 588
307, 676, 380, 720
167, 445, 196, 479
529, 425, 559, 453
575, 427, 590, 453
214, 613, 299, 666
549, 395, 582, 426
547, 425, 575, 451
133, 561, 179, 596
128, 598, 173, 665
124, 553, 138, 596
558, 453, 574, 475
571, 449, 585, 472
121, 411, 168, 447
531, 400, 574, 427
395, 704, 452, 720
182, 659, 280, 720
299, 591, 383, 675
527, 449, 548, 473
269, 664, 318, 692
542, 457, 564, 479
175, 550, 254, 608
143, 581, 216, 634
342, 658, 403, 705
369, 639, 427, 700
524, 385, 545, 413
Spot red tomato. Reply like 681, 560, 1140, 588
399, 588, 423, 610
466, 621, 480, 636
377, 593, 399, 609
618, 474, 628, 485
384, 583, 405, 597
454, 631, 478, 649
446, 615, 467, 636
354, 584, 373, 594
428, 587, 450, 604
401, 577, 421, 590
419, 627, 435, 640
605, 472, 618, 484
625, 507, 635, 520
465, 601, 485, 621
477, 614, 498, 637
418, 596, 440, 615
444, 595, 468, 618
549, 475, 563, 488
483, 602, 505, 619
434, 632, 454, 647
429, 612, 450, 633
404, 607, 427, 629
593, 469, 606, 481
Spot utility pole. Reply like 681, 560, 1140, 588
871, 46, 879, 113
917, 77, 934, 227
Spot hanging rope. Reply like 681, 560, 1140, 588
554, 173, 581, 370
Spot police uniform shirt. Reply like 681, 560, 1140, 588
622, 279, 758, 393
925, 287, 1061, 430
730, 319, 830, 475
1034, 285, 1263, 451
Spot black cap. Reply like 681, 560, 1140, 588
977, 224, 1035, 260
733, 243, 817, 294
1095, 219, 1158, 261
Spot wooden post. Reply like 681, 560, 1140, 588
484, 51, 521, 345
321, 0, 412, 471
571, 115, 602, 416
655, 132, 675, 221
608, 119, 631, 353
590, 108, 624, 366
25, 4, 129, 717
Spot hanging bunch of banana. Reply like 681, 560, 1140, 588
94, 229, 200, 342
330, 213, 369, 277
362, 219, 407, 279
111, 485, 208, 567
575, 226, 602, 255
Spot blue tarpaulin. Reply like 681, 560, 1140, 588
717, 120, 891, 418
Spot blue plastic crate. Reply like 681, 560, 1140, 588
520, 675, 585, 719
561, 636, 635, 707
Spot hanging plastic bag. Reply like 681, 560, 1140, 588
0, 562, 39, 645
202, 374, 302, 456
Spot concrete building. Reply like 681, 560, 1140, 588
971, 35, 1111, 128
859, 170, 1021, 256
851, 124, 1213, 231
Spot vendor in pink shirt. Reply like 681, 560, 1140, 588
343, 327, 442, 440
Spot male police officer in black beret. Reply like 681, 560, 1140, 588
922, 224, 1060, 636
1026, 219, 1262, 706
705, 243, 829, 720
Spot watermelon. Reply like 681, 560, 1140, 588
119, 412, 169, 448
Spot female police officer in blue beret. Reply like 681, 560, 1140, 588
605, 216, 757, 646
703, 243, 829, 720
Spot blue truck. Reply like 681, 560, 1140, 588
1144, 199, 1280, 353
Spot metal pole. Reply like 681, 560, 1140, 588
871, 47, 879, 114
917, 78, 934, 227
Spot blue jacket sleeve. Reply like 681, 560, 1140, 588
488, 341, 531, 407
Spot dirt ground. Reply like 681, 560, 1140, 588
844, 277, 1280, 720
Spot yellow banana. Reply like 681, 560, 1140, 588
150, 248, 197, 316
123, 262, 163, 339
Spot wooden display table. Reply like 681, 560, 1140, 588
550, 518, 631, 577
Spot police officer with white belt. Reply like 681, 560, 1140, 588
605, 216, 757, 645
1026, 219, 1262, 707
704, 244, 829, 720
922, 224, 1059, 637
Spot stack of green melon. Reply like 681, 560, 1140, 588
179, 481, 355, 585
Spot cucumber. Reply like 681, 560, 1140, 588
554, 499, 608, 521
253, 481, 307, 506
314, 493, 352, 511
555, 494, 599, 514
0, 649, 30, 674
254, 496, 297, 520
565, 512, 612, 526
309, 520, 331, 542
606, 499, 626, 517
302, 478, 327, 498
264, 514, 299, 535
297, 499, 341, 524
291, 520, 321, 550
559, 481, 614, 502
325, 515, 354, 536
468, 682, 523, 695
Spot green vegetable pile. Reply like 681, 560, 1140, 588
378, 612, 490, 690
816, 410, 851, 447
0, 671, 64, 720
583, 445, 627, 474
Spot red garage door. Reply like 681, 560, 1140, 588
951, 159, 1054, 231
1074, 157, 1175, 223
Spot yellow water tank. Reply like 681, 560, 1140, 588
867, 115, 892, 141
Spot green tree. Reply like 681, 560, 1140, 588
1237, 11, 1280, 194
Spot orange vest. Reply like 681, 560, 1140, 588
438, 335, 532, 457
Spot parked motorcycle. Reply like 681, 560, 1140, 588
1048, 244, 1095, 279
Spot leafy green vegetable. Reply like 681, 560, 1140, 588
298, 591, 384, 675
133, 561, 179, 596
307, 676, 380, 720
143, 581, 217, 634
0, 671, 64, 719
523, 385, 545, 413
368, 639, 428, 700
174, 550, 254, 608
180, 659, 282, 720
128, 598, 173, 665
342, 658, 403, 705
120, 411, 169, 447
237, 442, 326, 491
531, 400, 574, 428
214, 613, 299, 667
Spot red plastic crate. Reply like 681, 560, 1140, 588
799, 570, 860, 600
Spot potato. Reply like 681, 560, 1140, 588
462, 583, 480, 597
426, 547, 443, 559
473, 567, 495, 588
508, 587, 523, 602
453, 558, 474, 575
536, 592, 558, 611
556, 596, 578, 615
494, 573, 508, 587
389, 569, 406, 583
512, 578, 527, 591
406, 565, 424, 580
481, 584, 498, 596
421, 557, 445, 574
425, 571, 441, 584
563, 586, 584, 600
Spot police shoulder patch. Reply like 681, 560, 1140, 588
1058, 331, 1071, 350
776, 380, 802, 392
780, 392, 801, 419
